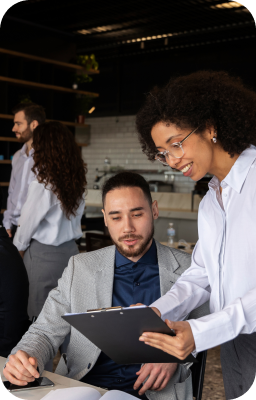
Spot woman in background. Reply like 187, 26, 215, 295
14, 121, 86, 321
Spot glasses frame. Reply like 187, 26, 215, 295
155, 126, 199, 165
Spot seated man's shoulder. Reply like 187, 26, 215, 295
157, 241, 191, 274
158, 241, 191, 260
72, 244, 116, 265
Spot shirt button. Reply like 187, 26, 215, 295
135, 282, 140, 286
224, 193, 227, 197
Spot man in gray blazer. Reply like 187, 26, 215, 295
4, 172, 209, 400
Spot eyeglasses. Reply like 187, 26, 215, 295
155, 126, 199, 166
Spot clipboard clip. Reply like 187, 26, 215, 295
87, 306, 123, 313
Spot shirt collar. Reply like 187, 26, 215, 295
115, 239, 157, 268
209, 145, 256, 194
20, 143, 34, 157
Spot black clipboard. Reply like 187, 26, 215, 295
62, 307, 197, 364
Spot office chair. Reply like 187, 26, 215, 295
190, 350, 207, 400
86, 232, 113, 252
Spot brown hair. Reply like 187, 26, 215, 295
32, 121, 87, 218
12, 103, 46, 125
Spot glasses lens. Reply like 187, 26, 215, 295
169, 144, 184, 159
155, 153, 167, 164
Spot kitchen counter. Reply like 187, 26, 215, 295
85, 190, 201, 242
85, 190, 200, 219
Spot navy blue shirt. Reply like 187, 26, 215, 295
81, 240, 160, 398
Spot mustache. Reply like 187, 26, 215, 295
118, 234, 143, 241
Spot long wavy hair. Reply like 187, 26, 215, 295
32, 121, 87, 218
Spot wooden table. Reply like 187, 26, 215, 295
160, 242, 195, 254
0, 357, 107, 399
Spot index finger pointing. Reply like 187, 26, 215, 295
17, 354, 39, 378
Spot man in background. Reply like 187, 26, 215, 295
0, 189, 30, 357
3, 103, 46, 239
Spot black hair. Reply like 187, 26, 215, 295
12, 103, 46, 125
0, 188, 2, 211
136, 70, 256, 159
102, 171, 152, 207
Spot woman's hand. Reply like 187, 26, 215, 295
139, 320, 196, 360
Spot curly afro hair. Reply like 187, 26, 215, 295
136, 71, 256, 160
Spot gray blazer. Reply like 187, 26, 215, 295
9, 241, 209, 400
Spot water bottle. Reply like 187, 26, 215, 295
167, 222, 176, 246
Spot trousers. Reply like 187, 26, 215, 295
23, 239, 79, 320
220, 332, 256, 399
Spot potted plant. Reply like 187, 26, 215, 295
72, 54, 99, 89
77, 54, 99, 71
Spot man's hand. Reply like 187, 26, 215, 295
130, 304, 161, 318
6, 229, 12, 238
134, 363, 177, 395
19, 251, 25, 259
3, 350, 39, 386
139, 320, 195, 360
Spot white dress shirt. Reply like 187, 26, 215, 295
13, 180, 85, 251
3, 144, 35, 229
151, 146, 256, 353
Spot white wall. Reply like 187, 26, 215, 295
81, 115, 195, 193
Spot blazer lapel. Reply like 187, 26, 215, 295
155, 240, 181, 295
92, 245, 116, 309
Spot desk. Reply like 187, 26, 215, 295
0, 357, 107, 399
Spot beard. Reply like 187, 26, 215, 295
110, 224, 154, 259
16, 126, 33, 143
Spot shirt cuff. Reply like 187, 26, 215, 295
3, 221, 11, 230
187, 314, 236, 353
13, 237, 29, 252
150, 297, 176, 322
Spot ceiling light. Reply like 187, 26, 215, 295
211, 2, 243, 9
77, 29, 90, 35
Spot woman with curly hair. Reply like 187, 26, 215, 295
14, 122, 86, 321
136, 71, 256, 399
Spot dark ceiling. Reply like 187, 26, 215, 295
2, 0, 255, 59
